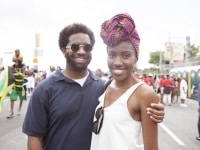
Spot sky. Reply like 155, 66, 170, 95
1, 0, 200, 72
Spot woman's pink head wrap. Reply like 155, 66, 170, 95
100, 13, 140, 60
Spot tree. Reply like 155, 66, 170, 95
148, 51, 165, 66
188, 44, 200, 61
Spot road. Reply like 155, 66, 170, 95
0, 97, 199, 150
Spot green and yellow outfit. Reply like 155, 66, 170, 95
10, 68, 25, 101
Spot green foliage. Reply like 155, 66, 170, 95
189, 44, 200, 60
146, 43, 200, 74
148, 44, 200, 66
148, 50, 165, 66
148, 51, 160, 66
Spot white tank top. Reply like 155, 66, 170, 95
90, 82, 144, 150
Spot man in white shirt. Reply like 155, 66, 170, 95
179, 77, 188, 107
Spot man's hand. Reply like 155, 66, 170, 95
147, 103, 165, 123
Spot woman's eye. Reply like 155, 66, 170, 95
122, 53, 130, 59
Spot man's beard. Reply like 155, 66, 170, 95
65, 53, 91, 71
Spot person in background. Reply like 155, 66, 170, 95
142, 73, 147, 83
91, 13, 159, 150
26, 70, 35, 97
7, 59, 26, 118
101, 72, 109, 82
172, 77, 180, 104
146, 73, 154, 88
154, 75, 161, 103
46, 65, 56, 78
12, 49, 23, 63
22, 23, 164, 150
154, 75, 160, 92
33, 69, 42, 88
163, 75, 174, 106
95, 68, 109, 82
159, 75, 165, 103
95, 68, 103, 78
12, 48, 25, 75
196, 83, 200, 141
179, 76, 188, 107
132, 71, 140, 80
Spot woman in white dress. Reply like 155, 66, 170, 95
91, 13, 159, 150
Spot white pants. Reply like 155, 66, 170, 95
163, 93, 172, 105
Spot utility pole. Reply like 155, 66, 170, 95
185, 36, 190, 66
159, 49, 162, 72
33, 33, 40, 70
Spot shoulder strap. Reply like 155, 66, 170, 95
104, 78, 113, 91
120, 82, 144, 102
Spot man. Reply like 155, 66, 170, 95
163, 75, 174, 106
7, 59, 26, 118
12, 49, 23, 63
22, 23, 165, 150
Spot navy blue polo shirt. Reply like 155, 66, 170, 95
22, 70, 105, 150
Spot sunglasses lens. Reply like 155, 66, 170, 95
95, 107, 103, 118
84, 44, 92, 52
68, 44, 92, 52
92, 121, 98, 134
71, 44, 80, 51
92, 107, 104, 134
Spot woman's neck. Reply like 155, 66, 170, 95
112, 77, 139, 90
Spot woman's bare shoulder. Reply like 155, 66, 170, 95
135, 84, 159, 104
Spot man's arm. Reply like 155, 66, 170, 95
147, 103, 165, 123
27, 136, 43, 150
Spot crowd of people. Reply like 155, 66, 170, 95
141, 73, 188, 107
135, 72, 200, 142
94, 68, 192, 107
97, 70, 190, 108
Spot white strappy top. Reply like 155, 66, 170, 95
90, 82, 144, 150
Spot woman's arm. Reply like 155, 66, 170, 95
27, 136, 43, 150
140, 87, 159, 150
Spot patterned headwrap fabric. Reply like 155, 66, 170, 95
100, 13, 140, 60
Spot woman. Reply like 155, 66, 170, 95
91, 13, 159, 150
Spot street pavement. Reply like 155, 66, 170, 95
0, 96, 200, 150
158, 99, 200, 150
0, 97, 28, 150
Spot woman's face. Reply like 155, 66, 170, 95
107, 41, 137, 81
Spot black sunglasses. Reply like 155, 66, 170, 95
66, 43, 92, 52
92, 106, 104, 134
